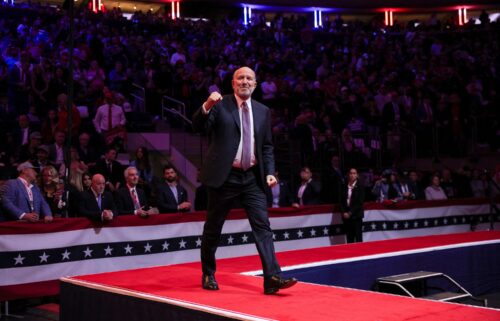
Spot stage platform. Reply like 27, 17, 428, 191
60, 232, 500, 321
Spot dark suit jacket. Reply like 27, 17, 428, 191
156, 183, 189, 213
115, 186, 148, 215
1, 178, 52, 221
48, 143, 69, 167
92, 159, 124, 186
295, 180, 322, 205
339, 181, 365, 220
192, 95, 275, 189
78, 189, 117, 221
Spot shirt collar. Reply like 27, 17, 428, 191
18, 177, 33, 189
234, 95, 251, 109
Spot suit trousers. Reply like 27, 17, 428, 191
343, 217, 363, 243
201, 167, 281, 278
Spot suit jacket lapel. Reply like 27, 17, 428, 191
251, 100, 263, 138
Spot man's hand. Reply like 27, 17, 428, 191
204, 92, 223, 112
22, 213, 39, 222
44, 216, 54, 223
342, 212, 351, 219
178, 202, 192, 211
136, 208, 149, 218
102, 210, 114, 221
266, 175, 278, 188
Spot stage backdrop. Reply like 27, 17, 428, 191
0, 199, 497, 300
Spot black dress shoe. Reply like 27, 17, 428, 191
264, 275, 297, 294
202, 274, 219, 290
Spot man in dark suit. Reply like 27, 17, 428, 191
339, 168, 365, 243
78, 174, 117, 221
192, 66, 297, 294
1, 162, 53, 222
292, 167, 322, 207
115, 166, 153, 216
92, 146, 124, 192
156, 165, 191, 213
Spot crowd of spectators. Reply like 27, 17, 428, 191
0, 3, 499, 221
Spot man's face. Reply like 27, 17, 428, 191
92, 176, 106, 194
55, 132, 65, 145
348, 169, 358, 182
164, 169, 177, 183
105, 150, 117, 161
23, 168, 38, 184
79, 134, 90, 147
409, 172, 418, 182
19, 115, 29, 128
232, 67, 257, 100
126, 168, 139, 186
300, 168, 312, 181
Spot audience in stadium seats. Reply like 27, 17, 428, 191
0, 3, 498, 218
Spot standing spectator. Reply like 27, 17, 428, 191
1, 162, 53, 222
55, 93, 81, 138
156, 165, 191, 213
425, 175, 448, 200
93, 92, 126, 146
339, 168, 365, 243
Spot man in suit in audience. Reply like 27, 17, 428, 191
156, 165, 191, 213
1, 162, 53, 222
339, 168, 365, 243
78, 174, 117, 221
292, 166, 322, 207
92, 146, 124, 192
115, 166, 154, 216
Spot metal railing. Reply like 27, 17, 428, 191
130, 83, 146, 112
161, 95, 191, 127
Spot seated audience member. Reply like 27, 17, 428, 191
78, 174, 117, 221
47, 130, 68, 169
156, 165, 191, 213
470, 169, 488, 198
371, 170, 402, 202
39, 165, 65, 217
115, 166, 155, 216
440, 168, 458, 199
17, 131, 42, 162
92, 146, 123, 191
32, 145, 56, 173
77, 132, 100, 166
292, 166, 321, 207
129, 146, 153, 196
407, 170, 425, 200
425, 175, 448, 200
1, 162, 53, 222
55, 93, 81, 138
268, 171, 293, 208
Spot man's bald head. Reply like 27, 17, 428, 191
232, 66, 257, 100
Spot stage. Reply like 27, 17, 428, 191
60, 231, 500, 321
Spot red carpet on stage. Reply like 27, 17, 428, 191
61, 232, 500, 321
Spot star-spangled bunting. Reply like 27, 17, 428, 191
2, 213, 496, 269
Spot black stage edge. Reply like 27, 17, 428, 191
59, 281, 236, 321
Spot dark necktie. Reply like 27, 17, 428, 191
241, 102, 252, 170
